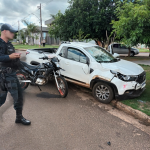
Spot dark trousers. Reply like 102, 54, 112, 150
0, 71, 23, 110
43, 43, 45, 47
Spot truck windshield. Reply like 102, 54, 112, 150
84, 46, 118, 63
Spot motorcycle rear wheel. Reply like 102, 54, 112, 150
16, 71, 29, 90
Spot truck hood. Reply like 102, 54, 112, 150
101, 59, 144, 75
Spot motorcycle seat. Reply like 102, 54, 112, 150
21, 62, 40, 70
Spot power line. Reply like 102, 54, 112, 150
11, 8, 40, 27
11, 0, 54, 28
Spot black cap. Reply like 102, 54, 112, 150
1, 23, 18, 33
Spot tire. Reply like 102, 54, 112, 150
92, 82, 114, 104
56, 76, 68, 98
16, 71, 29, 90
130, 51, 135, 57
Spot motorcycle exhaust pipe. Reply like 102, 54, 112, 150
19, 80, 31, 83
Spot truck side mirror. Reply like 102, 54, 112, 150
113, 53, 120, 58
59, 53, 62, 56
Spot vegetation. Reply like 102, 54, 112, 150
14, 44, 59, 50
48, 0, 118, 47
22, 20, 40, 45
121, 64, 150, 116
112, 0, 150, 56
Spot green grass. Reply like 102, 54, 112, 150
139, 48, 149, 53
14, 44, 59, 50
121, 65, 150, 116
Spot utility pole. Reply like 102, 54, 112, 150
40, 3, 42, 44
18, 21, 20, 43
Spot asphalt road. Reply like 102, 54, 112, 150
0, 51, 150, 150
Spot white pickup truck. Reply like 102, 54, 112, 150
26, 42, 146, 103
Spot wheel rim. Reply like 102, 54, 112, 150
96, 85, 110, 101
17, 74, 27, 88
130, 52, 134, 56
57, 78, 65, 95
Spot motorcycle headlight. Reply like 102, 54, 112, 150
110, 70, 138, 82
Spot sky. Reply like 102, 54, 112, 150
0, 0, 69, 29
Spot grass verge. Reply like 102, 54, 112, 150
120, 56, 150, 61
139, 48, 149, 53
14, 44, 59, 50
121, 65, 150, 116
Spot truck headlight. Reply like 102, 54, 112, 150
110, 70, 138, 82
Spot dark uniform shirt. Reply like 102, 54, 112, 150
0, 38, 11, 62
0, 38, 21, 70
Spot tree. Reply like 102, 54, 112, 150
22, 20, 40, 45
35, 34, 39, 45
19, 30, 25, 44
111, 0, 150, 56
48, 0, 118, 47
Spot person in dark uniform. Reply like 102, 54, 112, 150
0, 24, 31, 125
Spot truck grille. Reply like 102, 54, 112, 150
136, 71, 146, 84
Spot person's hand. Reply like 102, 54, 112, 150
9, 53, 21, 59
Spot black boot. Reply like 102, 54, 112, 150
15, 109, 31, 125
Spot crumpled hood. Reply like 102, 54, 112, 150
101, 59, 144, 75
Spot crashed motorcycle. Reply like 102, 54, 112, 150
16, 51, 68, 98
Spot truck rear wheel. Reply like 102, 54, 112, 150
92, 82, 114, 104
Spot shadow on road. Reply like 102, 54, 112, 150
36, 92, 61, 99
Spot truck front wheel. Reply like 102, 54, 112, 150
92, 82, 114, 104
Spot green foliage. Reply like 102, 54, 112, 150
48, 0, 118, 45
22, 20, 40, 45
19, 29, 25, 41
70, 29, 90, 42
112, 0, 150, 50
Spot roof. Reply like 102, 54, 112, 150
62, 42, 97, 48
45, 18, 55, 25
37, 26, 49, 32
22, 26, 49, 32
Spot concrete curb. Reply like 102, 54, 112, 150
111, 100, 150, 125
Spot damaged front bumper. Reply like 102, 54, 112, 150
115, 87, 146, 100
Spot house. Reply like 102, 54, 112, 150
25, 26, 49, 45
45, 18, 54, 26
45, 18, 61, 45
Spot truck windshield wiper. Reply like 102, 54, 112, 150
97, 59, 119, 63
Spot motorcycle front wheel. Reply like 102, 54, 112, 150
56, 76, 68, 98
16, 71, 29, 90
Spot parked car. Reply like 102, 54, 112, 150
108, 43, 139, 57
26, 42, 146, 103
26, 48, 57, 65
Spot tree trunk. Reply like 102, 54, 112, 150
111, 45, 114, 54
95, 40, 102, 47
128, 47, 131, 57
102, 42, 105, 48
149, 47, 150, 57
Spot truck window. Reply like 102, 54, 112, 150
113, 44, 119, 48
67, 48, 87, 64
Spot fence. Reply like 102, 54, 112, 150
44, 36, 61, 45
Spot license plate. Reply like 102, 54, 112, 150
141, 81, 146, 88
